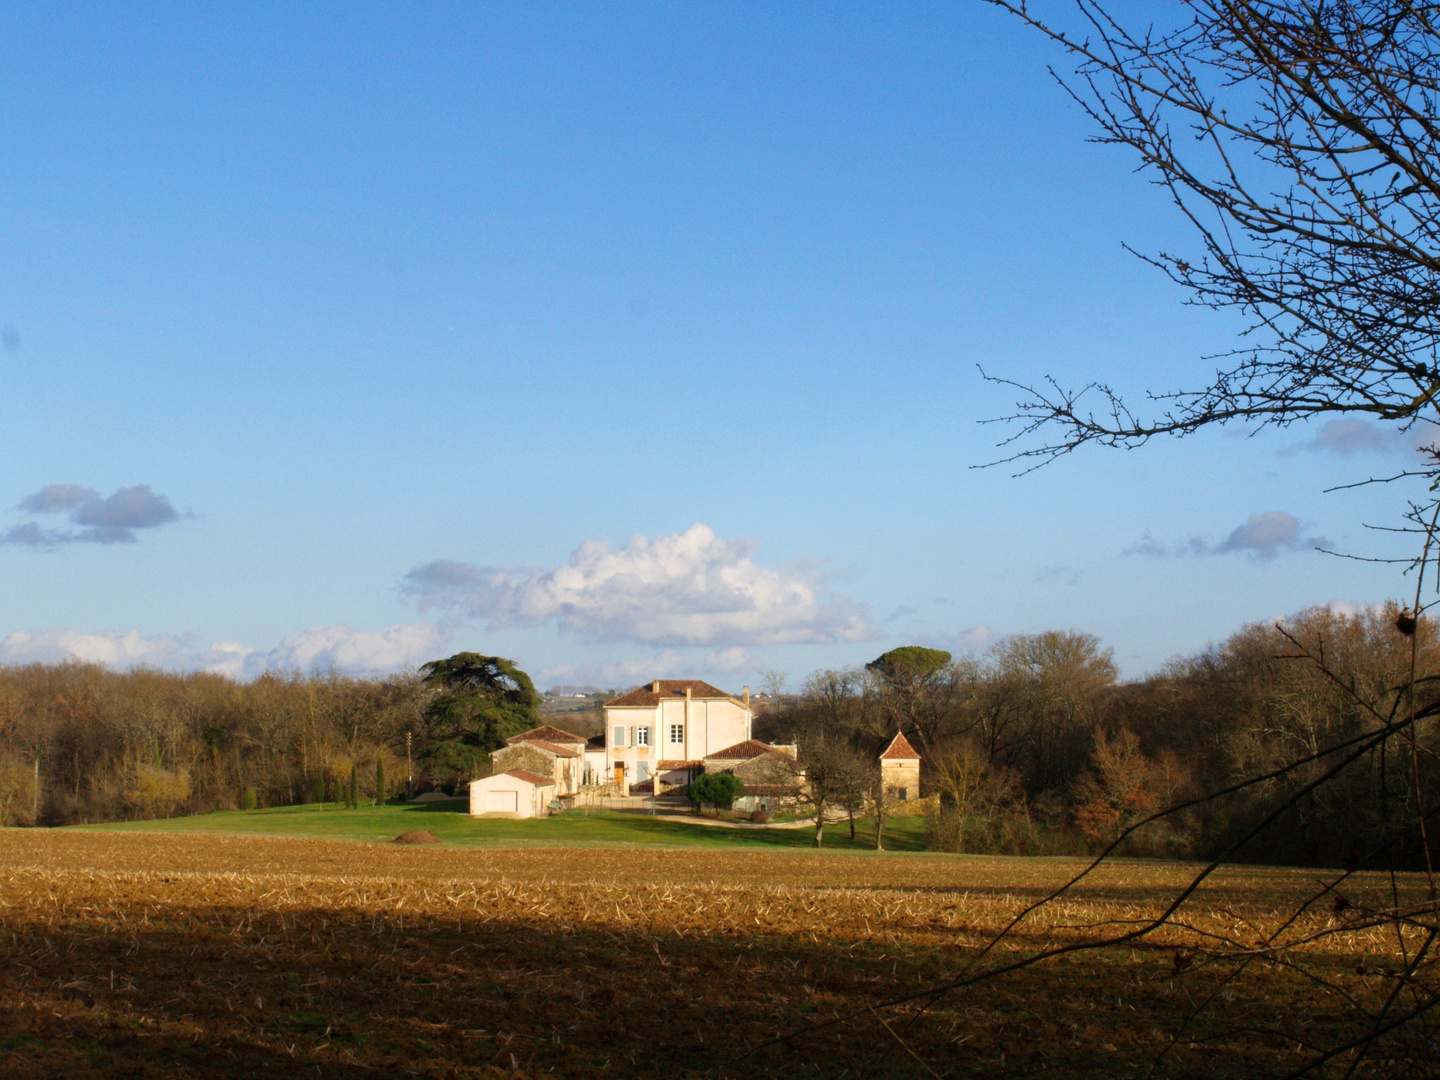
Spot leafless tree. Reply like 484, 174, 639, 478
761, 669, 790, 702
751, 4, 1440, 1074
984, 0, 1440, 497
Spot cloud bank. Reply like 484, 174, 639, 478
1285, 418, 1434, 456
1124, 511, 1327, 563
0, 623, 448, 679
403, 523, 874, 647
4, 484, 181, 547
534, 644, 761, 690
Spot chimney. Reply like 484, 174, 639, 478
743, 686, 750, 705
651, 680, 661, 693
685, 686, 692, 700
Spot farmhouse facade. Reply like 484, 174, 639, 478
603, 680, 754, 795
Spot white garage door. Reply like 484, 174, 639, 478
487, 790, 518, 812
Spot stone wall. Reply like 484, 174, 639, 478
491, 743, 556, 783
729, 752, 799, 791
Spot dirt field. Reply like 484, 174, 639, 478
0, 831, 1419, 1078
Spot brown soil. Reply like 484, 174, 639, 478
391, 828, 442, 844
0, 831, 1422, 1078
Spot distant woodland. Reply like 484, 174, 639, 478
0, 603, 1430, 869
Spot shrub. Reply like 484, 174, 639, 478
241, 788, 258, 811
688, 771, 745, 811
125, 765, 191, 819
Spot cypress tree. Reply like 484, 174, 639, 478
349, 764, 358, 809
375, 759, 385, 807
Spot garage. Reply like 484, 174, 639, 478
469, 769, 556, 818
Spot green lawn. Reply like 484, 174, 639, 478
71, 801, 930, 852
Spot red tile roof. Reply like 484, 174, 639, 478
605, 680, 736, 707
880, 731, 921, 760
656, 760, 701, 770
530, 741, 580, 759
705, 740, 782, 761
506, 725, 587, 746
495, 740, 578, 759
502, 769, 555, 787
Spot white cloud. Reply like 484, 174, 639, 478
536, 645, 762, 692
1034, 564, 1081, 586
403, 523, 875, 647
1283, 419, 1434, 456
17, 485, 99, 513
0, 623, 448, 679
1214, 512, 1325, 561
1121, 533, 1168, 558
5, 483, 181, 547
704, 646, 755, 672
258, 624, 448, 678
537, 650, 687, 688
1122, 511, 1327, 562
0, 629, 193, 669
73, 485, 179, 530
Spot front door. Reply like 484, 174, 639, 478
614, 763, 624, 787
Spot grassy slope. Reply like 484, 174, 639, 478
72, 801, 930, 852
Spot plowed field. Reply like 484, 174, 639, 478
0, 831, 1414, 1077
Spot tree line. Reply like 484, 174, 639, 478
765, 602, 1437, 867
0, 652, 550, 826
0, 607, 1432, 868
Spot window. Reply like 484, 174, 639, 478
636, 760, 650, 781
635, 726, 650, 746
669, 724, 684, 745
898, 788, 909, 801
612, 725, 626, 747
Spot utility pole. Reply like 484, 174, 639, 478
405, 731, 413, 801
32, 756, 39, 824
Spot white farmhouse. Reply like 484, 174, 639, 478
603, 680, 753, 794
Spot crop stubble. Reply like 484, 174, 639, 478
0, 832, 1415, 1077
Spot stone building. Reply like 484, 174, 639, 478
879, 731, 922, 803
487, 725, 586, 796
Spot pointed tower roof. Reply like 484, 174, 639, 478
879, 731, 921, 761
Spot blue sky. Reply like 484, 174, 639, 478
0, 2, 1416, 687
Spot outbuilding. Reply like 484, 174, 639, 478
468, 769, 556, 818
879, 731, 922, 803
